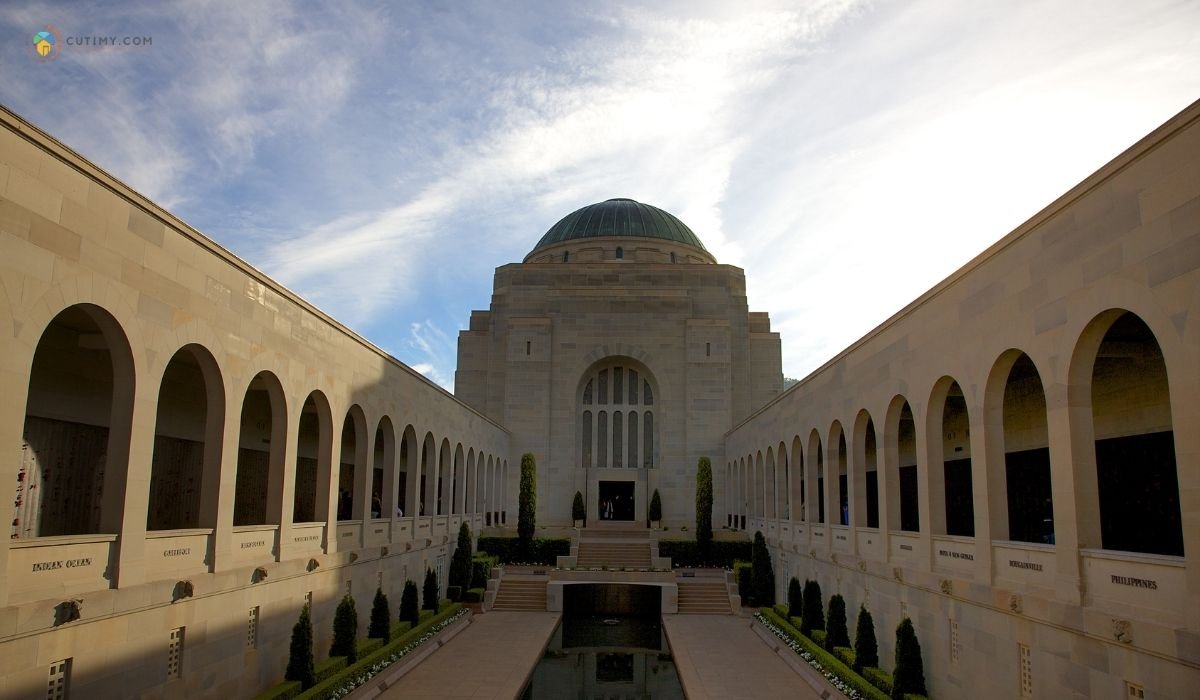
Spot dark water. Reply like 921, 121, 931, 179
520, 616, 684, 700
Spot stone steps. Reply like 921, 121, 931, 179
575, 541, 652, 569
492, 579, 547, 611
676, 581, 731, 614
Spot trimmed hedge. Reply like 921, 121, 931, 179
864, 667, 894, 695
657, 539, 751, 568
294, 603, 463, 700
477, 536, 570, 565
811, 629, 827, 647
733, 561, 752, 602
759, 608, 892, 700
470, 553, 497, 588
464, 587, 485, 603
251, 681, 301, 700
834, 646, 856, 667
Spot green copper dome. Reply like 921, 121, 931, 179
530, 198, 708, 253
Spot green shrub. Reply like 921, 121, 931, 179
834, 646, 856, 667
250, 680, 302, 700
863, 666, 894, 695
477, 536, 570, 564
733, 561, 752, 603
759, 608, 890, 700
330, 594, 358, 664
572, 491, 586, 522
812, 629, 827, 646
313, 656, 347, 685
284, 604, 315, 690
648, 489, 662, 523
449, 522, 473, 592
295, 604, 462, 700
892, 618, 927, 700
696, 457, 713, 555
518, 453, 537, 557
855, 605, 879, 672
400, 580, 419, 627
751, 531, 775, 606
422, 568, 439, 612
368, 587, 390, 643
801, 579, 824, 636
470, 553, 497, 587
826, 594, 850, 650
464, 587, 485, 603
787, 577, 802, 620
656, 539, 751, 568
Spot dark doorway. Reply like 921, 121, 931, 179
598, 481, 635, 521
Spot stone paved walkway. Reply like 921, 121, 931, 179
664, 614, 825, 700
375, 611, 559, 700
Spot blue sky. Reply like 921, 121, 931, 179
3, 1, 1198, 390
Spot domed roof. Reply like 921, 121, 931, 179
530, 198, 708, 254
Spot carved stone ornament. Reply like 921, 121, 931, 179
1009, 594, 1023, 614
252, 566, 268, 583
1112, 619, 1133, 644
939, 578, 953, 595
892, 567, 903, 583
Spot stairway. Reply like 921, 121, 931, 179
491, 577, 547, 611
575, 540, 652, 569
676, 580, 731, 614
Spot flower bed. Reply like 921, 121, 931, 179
299, 605, 466, 700
756, 609, 893, 700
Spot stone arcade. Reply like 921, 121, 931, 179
0, 98, 1198, 698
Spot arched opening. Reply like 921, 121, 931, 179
832, 423, 848, 526
765, 448, 777, 519
399, 426, 417, 517
807, 430, 825, 523
886, 397, 919, 532
791, 436, 805, 522
931, 379, 974, 537
453, 444, 464, 514
465, 448, 476, 514
616, 246, 624, 259
16, 304, 135, 537
1087, 312, 1182, 556
991, 353, 1054, 543
578, 359, 657, 471
373, 419, 395, 519
420, 433, 436, 517
147, 345, 224, 531
234, 371, 286, 526
778, 442, 789, 520
293, 391, 331, 523
438, 439, 452, 515
853, 411, 879, 529
338, 407, 369, 521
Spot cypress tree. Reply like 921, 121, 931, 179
892, 617, 928, 700
285, 604, 315, 690
854, 605, 879, 672
826, 594, 850, 650
518, 453, 537, 558
368, 587, 390, 642
449, 522, 473, 593
330, 594, 358, 664
787, 577, 803, 622
423, 568, 439, 612
750, 530, 775, 606
696, 457, 713, 559
801, 579, 824, 636
572, 491, 586, 523
399, 580, 419, 627
648, 488, 662, 524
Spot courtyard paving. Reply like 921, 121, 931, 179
374, 610, 560, 700
663, 614, 826, 700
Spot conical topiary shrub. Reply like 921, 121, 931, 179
449, 522, 473, 594
696, 457, 713, 559
285, 604, 315, 689
854, 605, 879, 672
368, 587, 390, 642
423, 568, 439, 612
892, 617, 928, 700
518, 453, 537, 558
751, 530, 775, 606
787, 577, 803, 622
648, 489, 662, 526
400, 580, 419, 627
572, 491, 586, 524
330, 594, 358, 664
801, 579, 824, 636
825, 594, 850, 650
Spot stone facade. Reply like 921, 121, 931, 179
725, 99, 1200, 698
456, 243, 782, 528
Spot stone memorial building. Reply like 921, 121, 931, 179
0, 96, 1197, 698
